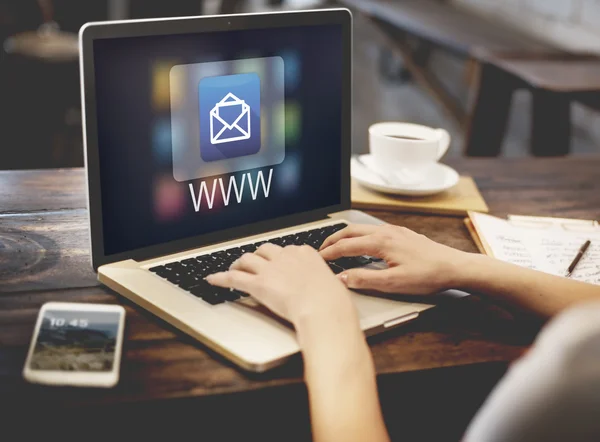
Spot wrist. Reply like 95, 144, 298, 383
446, 251, 492, 290
299, 309, 372, 388
293, 290, 364, 358
291, 284, 356, 332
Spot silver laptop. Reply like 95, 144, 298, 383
79, 9, 433, 372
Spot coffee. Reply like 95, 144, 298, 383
369, 122, 451, 184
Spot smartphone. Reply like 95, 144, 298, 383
23, 302, 126, 388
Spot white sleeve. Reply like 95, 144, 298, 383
464, 301, 600, 442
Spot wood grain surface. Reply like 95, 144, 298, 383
351, 176, 489, 216
493, 58, 600, 92
0, 168, 87, 213
2, 158, 599, 409
338, 0, 555, 57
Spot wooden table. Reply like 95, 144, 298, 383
2, 158, 600, 440
336, 0, 558, 128
466, 54, 600, 157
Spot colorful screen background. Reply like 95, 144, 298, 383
93, 24, 343, 256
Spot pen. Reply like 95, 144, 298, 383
565, 240, 591, 278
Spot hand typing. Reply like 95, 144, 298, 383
206, 243, 357, 327
320, 224, 473, 295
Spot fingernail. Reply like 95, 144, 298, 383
338, 273, 348, 284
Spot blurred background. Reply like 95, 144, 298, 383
1, 0, 600, 170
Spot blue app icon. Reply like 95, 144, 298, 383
199, 73, 261, 162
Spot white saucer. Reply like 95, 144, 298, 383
351, 154, 459, 196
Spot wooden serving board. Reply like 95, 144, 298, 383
351, 176, 489, 216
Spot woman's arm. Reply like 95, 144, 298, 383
457, 254, 600, 317
298, 306, 389, 442
320, 224, 600, 318
207, 244, 389, 442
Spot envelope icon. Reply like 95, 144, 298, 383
209, 93, 251, 145
199, 72, 261, 162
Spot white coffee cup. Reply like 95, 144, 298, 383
369, 122, 450, 184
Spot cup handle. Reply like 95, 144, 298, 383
436, 129, 451, 160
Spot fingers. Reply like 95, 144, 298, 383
320, 224, 381, 251
230, 252, 268, 274
338, 268, 397, 292
206, 270, 256, 292
320, 235, 384, 261
254, 243, 283, 260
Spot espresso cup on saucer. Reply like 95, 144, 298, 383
369, 122, 450, 185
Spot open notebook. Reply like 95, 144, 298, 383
466, 212, 600, 285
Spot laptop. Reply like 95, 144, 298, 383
79, 8, 433, 372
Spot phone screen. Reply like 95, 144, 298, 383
29, 309, 122, 372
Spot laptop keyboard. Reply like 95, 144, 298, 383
148, 223, 376, 305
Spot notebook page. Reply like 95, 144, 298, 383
470, 213, 600, 285
540, 232, 600, 284
471, 213, 541, 271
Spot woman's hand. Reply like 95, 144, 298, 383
208, 242, 391, 442
320, 224, 474, 295
209, 242, 389, 442
206, 243, 357, 328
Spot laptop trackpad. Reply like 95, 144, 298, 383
234, 291, 431, 331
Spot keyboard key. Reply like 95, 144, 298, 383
199, 269, 213, 278
150, 266, 172, 279
213, 264, 228, 273
188, 279, 210, 293
180, 266, 199, 276
166, 262, 185, 272
292, 235, 306, 246
201, 293, 226, 305
221, 289, 241, 302
225, 247, 242, 258
164, 273, 182, 284
295, 231, 309, 241
324, 223, 347, 236
194, 256, 211, 266
306, 239, 322, 250
187, 262, 211, 277
178, 276, 202, 290
333, 256, 372, 270
354, 256, 373, 266
280, 234, 296, 246
155, 222, 351, 305
328, 262, 344, 274
189, 283, 226, 305
210, 256, 225, 265
208, 286, 234, 304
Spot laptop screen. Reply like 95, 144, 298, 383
92, 22, 344, 257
